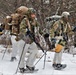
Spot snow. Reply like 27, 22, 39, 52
0, 46, 76, 75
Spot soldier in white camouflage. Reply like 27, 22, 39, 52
17, 8, 41, 73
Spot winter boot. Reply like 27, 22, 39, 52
19, 66, 38, 73
25, 65, 39, 73
19, 68, 26, 73
10, 57, 16, 61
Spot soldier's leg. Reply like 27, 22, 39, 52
53, 48, 64, 63
26, 42, 38, 69
56, 48, 64, 64
53, 48, 65, 68
19, 40, 30, 68
11, 36, 18, 61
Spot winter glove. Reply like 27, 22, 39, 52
72, 26, 76, 32
44, 33, 49, 38
54, 31, 59, 36
74, 44, 76, 47
26, 30, 31, 35
58, 39, 66, 46
62, 33, 68, 41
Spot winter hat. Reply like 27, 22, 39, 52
6, 16, 11, 19
61, 11, 70, 17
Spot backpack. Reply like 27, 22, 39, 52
45, 15, 61, 29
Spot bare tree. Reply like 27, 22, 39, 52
0, 0, 76, 27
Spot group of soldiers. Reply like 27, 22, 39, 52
0, 6, 76, 73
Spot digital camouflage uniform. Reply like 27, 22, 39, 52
50, 19, 72, 39
50, 18, 72, 69
19, 16, 40, 43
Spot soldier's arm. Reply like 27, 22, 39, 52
20, 18, 26, 33
67, 22, 72, 31
20, 18, 31, 34
34, 21, 39, 34
67, 22, 74, 35
25, 18, 31, 31
50, 21, 59, 38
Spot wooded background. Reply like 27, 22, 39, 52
0, 0, 76, 28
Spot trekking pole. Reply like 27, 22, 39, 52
34, 50, 47, 66
28, 32, 44, 53
2, 45, 8, 60
34, 33, 49, 67
2, 31, 11, 60
2, 35, 10, 60
34, 52, 45, 66
43, 50, 47, 69
15, 42, 26, 74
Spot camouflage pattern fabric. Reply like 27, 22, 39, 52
19, 16, 40, 44
50, 19, 72, 38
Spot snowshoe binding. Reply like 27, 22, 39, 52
52, 64, 67, 70
19, 66, 38, 73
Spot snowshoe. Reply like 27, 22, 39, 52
23, 68, 39, 73
19, 68, 26, 73
53, 64, 67, 70
25, 65, 39, 73
19, 68, 38, 73
19, 66, 39, 73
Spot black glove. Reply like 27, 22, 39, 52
72, 27, 76, 32
54, 31, 59, 36
26, 30, 31, 36
63, 33, 68, 41
44, 33, 49, 38
74, 44, 76, 47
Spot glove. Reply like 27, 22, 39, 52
54, 31, 59, 36
44, 33, 49, 38
74, 44, 76, 47
26, 30, 31, 35
58, 39, 66, 46
72, 27, 76, 32
63, 34, 68, 41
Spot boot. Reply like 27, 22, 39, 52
10, 57, 16, 61
19, 68, 26, 73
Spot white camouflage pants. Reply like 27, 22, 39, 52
53, 36, 64, 64
11, 35, 38, 68
11, 35, 19, 57
19, 40, 38, 68
53, 48, 64, 64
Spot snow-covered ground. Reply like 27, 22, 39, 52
0, 45, 76, 75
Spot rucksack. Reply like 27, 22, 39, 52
45, 15, 61, 29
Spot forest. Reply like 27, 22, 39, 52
0, 0, 76, 28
